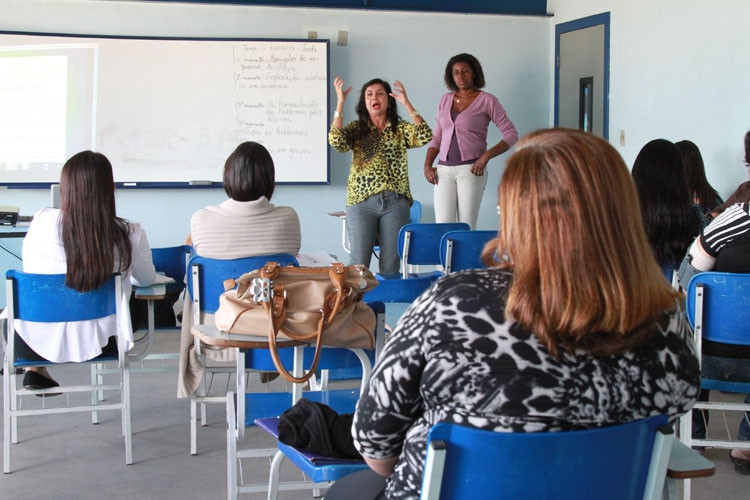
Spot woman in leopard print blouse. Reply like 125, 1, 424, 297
329, 76, 432, 275
325, 128, 700, 500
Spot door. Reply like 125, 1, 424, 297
555, 13, 610, 140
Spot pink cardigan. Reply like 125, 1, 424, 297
427, 91, 518, 163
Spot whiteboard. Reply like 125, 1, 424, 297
0, 33, 330, 187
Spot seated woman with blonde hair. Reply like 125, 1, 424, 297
325, 128, 700, 500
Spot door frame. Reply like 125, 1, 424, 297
554, 12, 610, 140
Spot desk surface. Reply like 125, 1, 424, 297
0, 224, 29, 238
191, 323, 306, 349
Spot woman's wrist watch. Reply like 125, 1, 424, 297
334, 110, 342, 118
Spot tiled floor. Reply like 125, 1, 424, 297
0, 330, 746, 499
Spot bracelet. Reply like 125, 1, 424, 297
410, 109, 420, 118
334, 110, 342, 118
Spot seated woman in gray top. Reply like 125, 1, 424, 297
178, 142, 301, 397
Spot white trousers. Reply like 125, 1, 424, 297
433, 163, 488, 230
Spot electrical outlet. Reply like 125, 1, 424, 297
307, 31, 317, 40
619, 130, 626, 146
337, 30, 348, 46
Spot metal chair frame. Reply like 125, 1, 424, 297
3, 271, 132, 473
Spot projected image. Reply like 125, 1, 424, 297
0, 42, 96, 185
0, 55, 68, 170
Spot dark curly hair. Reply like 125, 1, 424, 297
354, 78, 400, 136
443, 53, 486, 91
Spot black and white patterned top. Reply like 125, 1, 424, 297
352, 269, 700, 500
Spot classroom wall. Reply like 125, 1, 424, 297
0, 0, 550, 258
548, 0, 750, 198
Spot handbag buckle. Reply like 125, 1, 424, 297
251, 277, 273, 303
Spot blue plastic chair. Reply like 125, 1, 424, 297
439, 230, 496, 274
3, 271, 132, 473
186, 253, 299, 455
227, 343, 377, 498
128, 245, 191, 368
421, 417, 674, 500
151, 244, 190, 296
678, 272, 750, 498
221, 305, 382, 498
365, 223, 469, 305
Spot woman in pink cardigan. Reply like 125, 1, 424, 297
423, 53, 518, 229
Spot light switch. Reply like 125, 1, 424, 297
619, 130, 626, 146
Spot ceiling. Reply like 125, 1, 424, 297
148, 0, 549, 16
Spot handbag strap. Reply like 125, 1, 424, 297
267, 311, 324, 384
263, 262, 350, 383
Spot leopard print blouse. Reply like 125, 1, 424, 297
329, 120, 432, 206
352, 268, 700, 499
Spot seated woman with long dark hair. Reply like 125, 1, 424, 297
13, 151, 156, 391
675, 139, 722, 227
325, 129, 700, 500
632, 139, 700, 270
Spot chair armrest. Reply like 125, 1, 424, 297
667, 439, 715, 479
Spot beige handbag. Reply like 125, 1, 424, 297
214, 261, 378, 383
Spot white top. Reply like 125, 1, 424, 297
190, 197, 301, 258
14, 207, 156, 362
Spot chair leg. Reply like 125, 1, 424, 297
91, 363, 100, 424
96, 362, 105, 401
236, 350, 245, 441
9, 368, 18, 445
678, 411, 693, 500
3, 364, 11, 474
190, 395, 198, 455
199, 354, 208, 427
227, 393, 238, 500
267, 450, 285, 500
122, 361, 133, 465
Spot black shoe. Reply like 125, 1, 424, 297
23, 370, 62, 397
730, 451, 750, 475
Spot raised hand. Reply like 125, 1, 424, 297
333, 76, 352, 104
389, 80, 410, 107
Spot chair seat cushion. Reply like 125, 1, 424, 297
256, 417, 368, 481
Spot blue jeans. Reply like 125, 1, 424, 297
692, 355, 750, 441
346, 191, 409, 275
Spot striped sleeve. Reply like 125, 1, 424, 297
700, 202, 750, 257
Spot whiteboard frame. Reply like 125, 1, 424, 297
0, 30, 331, 189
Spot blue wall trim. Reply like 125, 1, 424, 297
554, 12, 610, 140
147, 0, 549, 16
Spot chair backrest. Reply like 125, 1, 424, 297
421, 415, 670, 500
6, 270, 118, 322
187, 253, 299, 315
439, 230, 496, 274
685, 271, 750, 346
399, 223, 470, 276
409, 200, 422, 224
151, 245, 190, 284
5, 271, 123, 367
